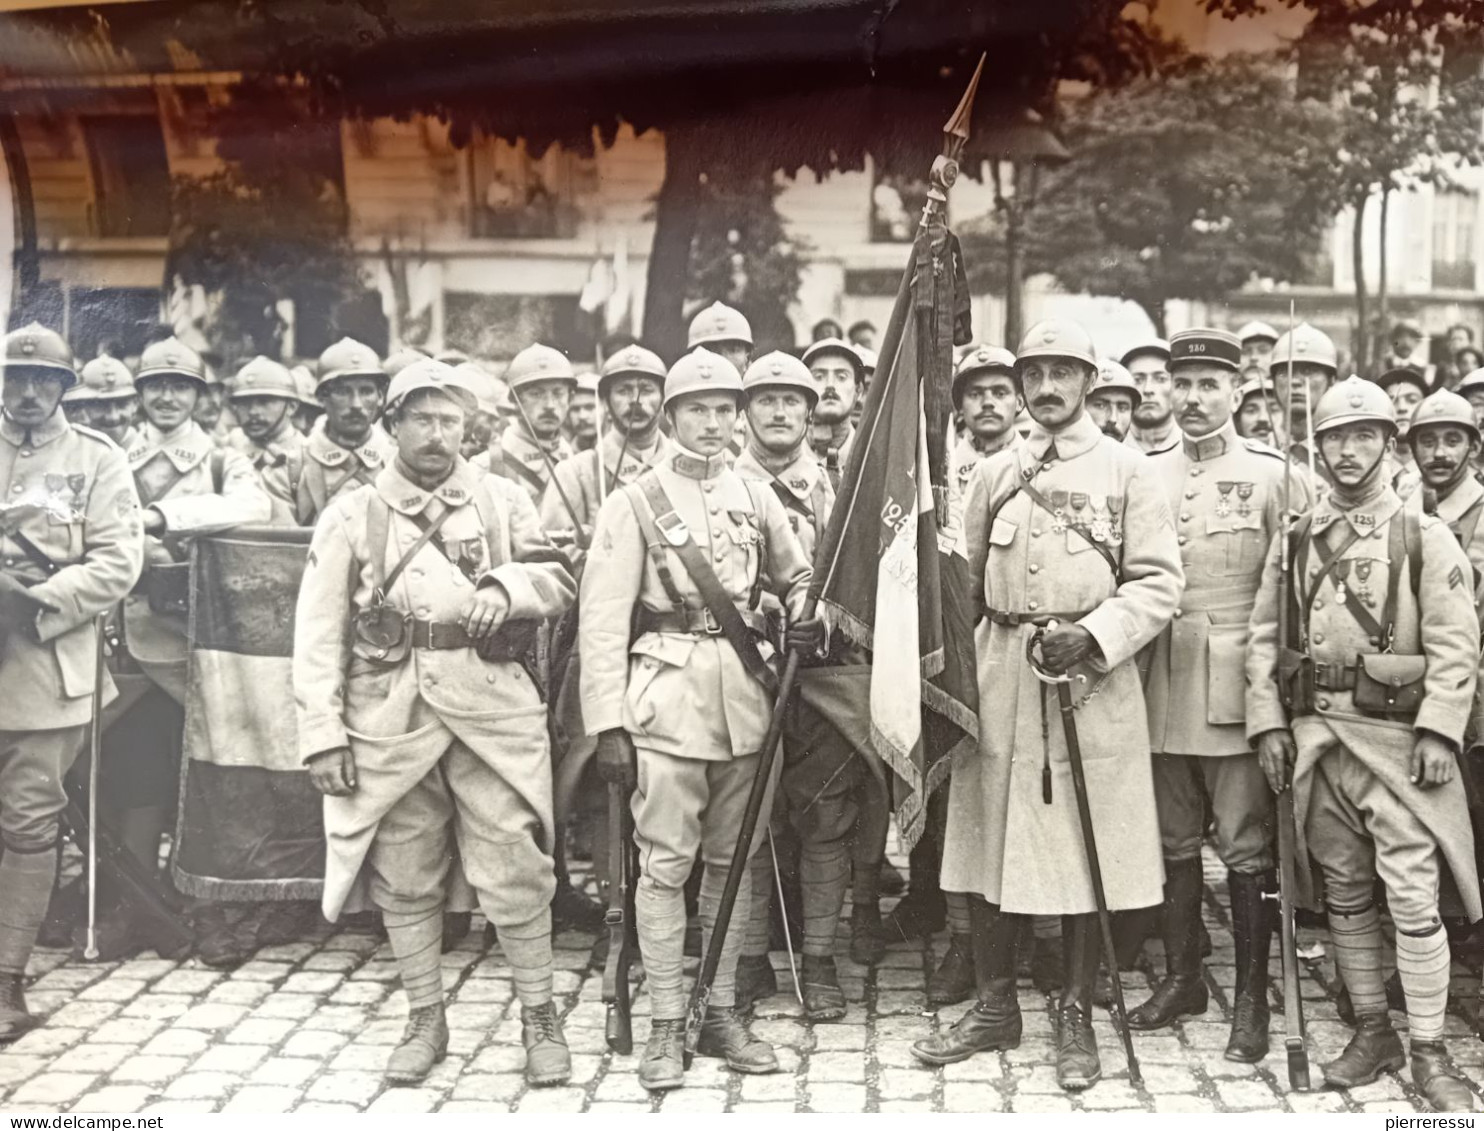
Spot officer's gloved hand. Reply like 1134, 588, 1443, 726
786, 615, 826, 656
1256, 728, 1296, 794
1037, 621, 1098, 674
0, 574, 58, 635
307, 745, 358, 797
596, 728, 638, 791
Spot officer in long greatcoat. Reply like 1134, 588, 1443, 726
295, 359, 576, 1088
1248, 377, 1479, 1111
0, 324, 143, 1039
1135, 328, 1312, 1063
914, 319, 1183, 1091
581, 349, 820, 1090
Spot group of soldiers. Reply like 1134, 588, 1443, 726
3, 296, 1484, 1109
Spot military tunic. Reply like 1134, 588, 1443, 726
807, 422, 856, 490
294, 419, 395, 527
294, 458, 575, 921
0, 411, 143, 851
942, 412, 1184, 914
473, 428, 573, 505
951, 431, 1022, 502
541, 428, 672, 550
227, 418, 306, 527
1247, 486, 1481, 922
1127, 424, 1182, 457
1143, 421, 1307, 871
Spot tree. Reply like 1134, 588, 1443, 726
959, 52, 1338, 335
166, 86, 368, 368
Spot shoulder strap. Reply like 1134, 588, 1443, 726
368, 499, 456, 602
132, 461, 189, 508
739, 480, 768, 610
1457, 496, 1484, 558
1018, 474, 1121, 581
210, 449, 226, 495
636, 474, 778, 694
1405, 505, 1422, 598
623, 477, 686, 608
471, 482, 511, 568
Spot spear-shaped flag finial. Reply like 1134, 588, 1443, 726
943, 53, 986, 152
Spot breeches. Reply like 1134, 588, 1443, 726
0, 726, 85, 851
780, 705, 866, 847
1152, 751, 1273, 872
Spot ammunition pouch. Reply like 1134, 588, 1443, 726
351, 603, 411, 666
1277, 646, 1314, 714
1352, 653, 1427, 718
475, 616, 539, 665
145, 563, 191, 617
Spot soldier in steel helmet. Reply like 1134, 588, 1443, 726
62, 356, 140, 449
1133, 329, 1313, 1063
1122, 338, 1181, 456
567, 368, 601, 452
0, 324, 144, 1039
295, 338, 397, 526
914, 318, 1183, 1092
688, 302, 754, 377
1248, 377, 1479, 1110
580, 348, 821, 1090
1236, 320, 1280, 372
952, 346, 1024, 492
294, 358, 576, 1088
1270, 322, 1338, 470
226, 356, 307, 526
474, 343, 575, 501
803, 338, 865, 489
1085, 358, 1140, 445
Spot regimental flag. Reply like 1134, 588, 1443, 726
172, 528, 325, 901
807, 211, 978, 849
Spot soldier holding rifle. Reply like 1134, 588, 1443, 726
914, 318, 1183, 1092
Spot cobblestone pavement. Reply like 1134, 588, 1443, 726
1, 850, 1481, 1115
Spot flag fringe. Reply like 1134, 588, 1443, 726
922, 680, 980, 737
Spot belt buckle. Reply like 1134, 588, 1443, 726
701, 607, 723, 635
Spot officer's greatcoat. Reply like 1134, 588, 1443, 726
0, 413, 143, 730
1144, 421, 1309, 756
294, 458, 576, 919
1246, 485, 1482, 918
942, 412, 1184, 914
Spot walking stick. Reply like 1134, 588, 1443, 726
1027, 623, 1141, 1087
83, 614, 105, 961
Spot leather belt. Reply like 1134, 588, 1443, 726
983, 608, 1094, 627
409, 619, 476, 650
645, 608, 769, 637
1312, 662, 1358, 692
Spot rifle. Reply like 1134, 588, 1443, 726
1260, 299, 1311, 1091
1027, 623, 1142, 1087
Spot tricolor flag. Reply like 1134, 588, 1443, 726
172, 528, 325, 901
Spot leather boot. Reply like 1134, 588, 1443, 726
802, 954, 848, 1021
927, 935, 975, 1006
1322, 1013, 1405, 1088
1056, 913, 1101, 1091
849, 902, 886, 966
695, 1006, 779, 1074
1127, 858, 1208, 1030
882, 888, 946, 943
911, 898, 1022, 1064
521, 1001, 572, 1087
1225, 870, 1273, 1063
735, 954, 778, 1011
1411, 1041, 1479, 1112
0, 974, 37, 1043
385, 1003, 449, 1085
639, 1018, 686, 1092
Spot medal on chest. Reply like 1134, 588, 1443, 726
1236, 482, 1254, 518
1049, 490, 1069, 534
1215, 481, 1233, 518
1354, 559, 1375, 606
1333, 559, 1352, 604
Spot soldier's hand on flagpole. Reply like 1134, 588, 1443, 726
307, 745, 358, 796
786, 615, 826, 656
1256, 729, 1296, 794
1036, 621, 1096, 675
1411, 731, 1456, 790
596, 728, 638, 790
463, 582, 511, 640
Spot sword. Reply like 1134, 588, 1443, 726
1027, 621, 1141, 1087
84, 615, 104, 960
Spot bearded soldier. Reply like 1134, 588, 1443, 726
0, 324, 143, 1039
226, 356, 306, 526
1085, 359, 1140, 445
295, 359, 575, 1087
295, 338, 396, 526
106, 336, 271, 961
1134, 328, 1312, 1063
474, 343, 574, 501
803, 339, 864, 489
914, 319, 1183, 1091
581, 348, 820, 1089
1122, 338, 1180, 456
60, 356, 139, 449
1248, 377, 1479, 1111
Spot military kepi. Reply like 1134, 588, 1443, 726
1168, 328, 1242, 372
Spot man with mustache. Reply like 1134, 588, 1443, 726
106, 337, 270, 963
295, 359, 576, 1088
1085, 358, 1140, 444
953, 346, 1023, 491
1248, 378, 1479, 1110
566, 369, 600, 452
1409, 390, 1484, 594
582, 349, 820, 1090
60, 356, 140, 449
915, 319, 1182, 1092
295, 338, 396, 526
1134, 329, 1312, 1063
1234, 374, 1286, 449
475, 343, 575, 504
1237, 320, 1280, 372
226, 356, 306, 527
1123, 338, 1181, 456
0, 324, 143, 1040
804, 338, 864, 489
